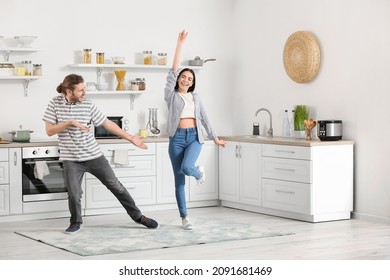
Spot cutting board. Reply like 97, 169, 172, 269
0, 140, 12, 144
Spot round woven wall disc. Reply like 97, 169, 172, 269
283, 31, 321, 83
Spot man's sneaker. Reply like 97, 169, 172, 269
65, 222, 81, 234
197, 165, 206, 185
182, 218, 193, 230
136, 215, 159, 229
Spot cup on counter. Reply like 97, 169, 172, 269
139, 129, 148, 138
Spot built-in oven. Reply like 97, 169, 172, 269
94, 116, 129, 139
22, 146, 68, 202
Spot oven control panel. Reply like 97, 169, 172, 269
22, 146, 60, 159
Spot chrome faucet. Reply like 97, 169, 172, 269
255, 108, 273, 137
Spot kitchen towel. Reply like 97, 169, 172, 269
113, 149, 129, 166
34, 161, 50, 180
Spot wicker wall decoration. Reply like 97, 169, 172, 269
283, 31, 321, 83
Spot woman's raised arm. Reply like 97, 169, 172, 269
172, 30, 188, 71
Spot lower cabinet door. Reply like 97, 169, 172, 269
0, 185, 9, 215
262, 178, 311, 214
86, 176, 156, 209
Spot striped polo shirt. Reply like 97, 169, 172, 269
42, 95, 106, 161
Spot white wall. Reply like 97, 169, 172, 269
1, 0, 389, 223
0, 0, 233, 140
233, 0, 390, 222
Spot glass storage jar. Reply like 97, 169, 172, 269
130, 81, 139, 91
96, 52, 105, 64
33, 64, 42, 76
157, 53, 167, 65
22, 61, 32, 76
135, 78, 146, 90
143, 51, 152, 65
83, 49, 92, 64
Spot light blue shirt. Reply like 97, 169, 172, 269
164, 69, 218, 143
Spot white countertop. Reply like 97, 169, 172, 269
0, 135, 354, 148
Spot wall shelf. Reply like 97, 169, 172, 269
0, 48, 45, 96
0, 48, 45, 62
86, 90, 144, 109
68, 63, 203, 109
0, 76, 41, 97
68, 63, 203, 70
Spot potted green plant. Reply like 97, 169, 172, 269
294, 105, 309, 138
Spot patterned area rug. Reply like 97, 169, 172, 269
15, 218, 294, 256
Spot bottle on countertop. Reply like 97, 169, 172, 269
290, 109, 295, 137
282, 109, 290, 137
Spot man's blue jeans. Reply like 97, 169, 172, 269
168, 128, 202, 217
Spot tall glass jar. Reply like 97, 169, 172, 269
96, 52, 105, 64
157, 53, 167, 65
22, 61, 32, 76
143, 51, 152, 65
83, 49, 92, 64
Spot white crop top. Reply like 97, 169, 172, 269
180, 93, 195, 118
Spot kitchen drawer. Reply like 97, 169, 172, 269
86, 176, 156, 208
0, 149, 8, 161
0, 162, 9, 184
262, 178, 311, 214
262, 157, 311, 183
262, 144, 311, 160
86, 155, 155, 179
100, 143, 156, 157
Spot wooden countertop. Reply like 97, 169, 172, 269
0, 135, 354, 148
220, 135, 354, 147
0, 136, 170, 148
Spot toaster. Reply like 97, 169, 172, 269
317, 120, 342, 141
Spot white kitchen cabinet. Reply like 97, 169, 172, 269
156, 141, 218, 205
189, 141, 219, 201
8, 148, 22, 215
85, 143, 157, 212
261, 144, 353, 222
156, 142, 184, 204
219, 142, 262, 206
0, 149, 9, 215
219, 139, 354, 223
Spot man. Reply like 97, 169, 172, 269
43, 73, 158, 234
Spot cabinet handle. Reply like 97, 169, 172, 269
108, 149, 136, 152
275, 167, 295, 172
14, 151, 17, 166
235, 145, 239, 158
275, 189, 295, 195
113, 165, 136, 168
274, 150, 295, 154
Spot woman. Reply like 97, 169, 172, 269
164, 30, 226, 230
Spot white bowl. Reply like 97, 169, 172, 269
112, 56, 125, 64
95, 83, 109, 91
14, 36, 37, 48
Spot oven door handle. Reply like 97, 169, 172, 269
24, 160, 63, 165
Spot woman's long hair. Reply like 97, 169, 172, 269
174, 68, 196, 93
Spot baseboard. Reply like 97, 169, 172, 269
352, 212, 390, 224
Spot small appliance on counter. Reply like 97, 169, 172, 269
94, 116, 129, 139
317, 120, 342, 141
